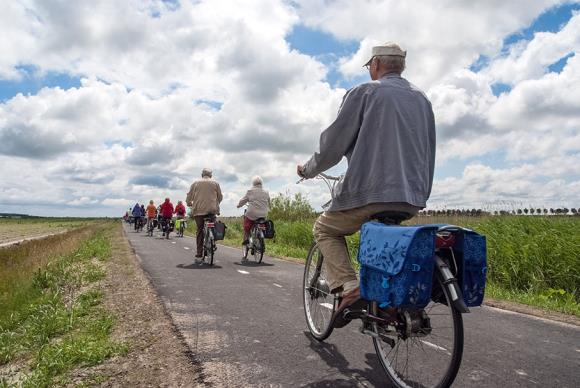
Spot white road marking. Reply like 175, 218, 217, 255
171, 241, 176, 244
515, 370, 528, 376
237, 270, 250, 274
420, 340, 451, 356
184, 247, 190, 250
320, 303, 334, 310
273, 283, 283, 288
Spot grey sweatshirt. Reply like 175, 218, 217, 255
237, 185, 270, 220
303, 74, 436, 211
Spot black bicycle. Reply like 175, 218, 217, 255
161, 217, 173, 239
176, 218, 186, 237
301, 174, 467, 388
146, 217, 156, 237
201, 215, 217, 265
134, 216, 144, 232
243, 218, 266, 263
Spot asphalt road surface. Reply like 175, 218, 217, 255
124, 223, 580, 387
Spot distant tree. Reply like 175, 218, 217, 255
563, 208, 569, 215
549, 208, 554, 214
571, 208, 578, 215
517, 209, 523, 215
523, 208, 529, 215
555, 208, 562, 215
530, 208, 535, 215
543, 208, 548, 215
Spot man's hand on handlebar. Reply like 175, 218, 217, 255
297, 164, 306, 178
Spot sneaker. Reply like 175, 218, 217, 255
195, 254, 202, 258
242, 239, 249, 245
331, 287, 366, 329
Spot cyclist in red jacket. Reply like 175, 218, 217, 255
159, 198, 174, 237
174, 200, 186, 218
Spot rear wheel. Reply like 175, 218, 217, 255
303, 244, 336, 341
252, 228, 264, 263
371, 276, 464, 388
204, 229, 215, 266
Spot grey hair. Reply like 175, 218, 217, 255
376, 55, 405, 73
201, 168, 212, 178
252, 175, 263, 186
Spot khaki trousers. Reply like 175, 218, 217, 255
313, 202, 419, 292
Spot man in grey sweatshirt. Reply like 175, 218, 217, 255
297, 42, 436, 327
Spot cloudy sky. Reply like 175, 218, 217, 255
0, 0, 579, 217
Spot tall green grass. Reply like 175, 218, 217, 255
219, 215, 579, 315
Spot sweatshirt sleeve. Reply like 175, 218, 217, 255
216, 183, 223, 204
237, 191, 249, 208
302, 85, 368, 178
186, 183, 194, 206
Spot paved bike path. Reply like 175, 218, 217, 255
123, 223, 580, 387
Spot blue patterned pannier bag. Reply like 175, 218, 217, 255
454, 230, 487, 307
358, 222, 438, 308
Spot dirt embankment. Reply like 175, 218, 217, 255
70, 224, 202, 387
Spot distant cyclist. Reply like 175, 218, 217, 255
297, 42, 436, 328
186, 168, 223, 258
237, 176, 270, 245
131, 202, 144, 231
146, 200, 157, 230
159, 198, 174, 236
175, 200, 186, 219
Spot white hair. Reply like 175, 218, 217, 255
252, 175, 263, 186
376, 55, 405, 73
201, 168, 212, 178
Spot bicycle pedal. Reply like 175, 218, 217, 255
343, 308, 367, 321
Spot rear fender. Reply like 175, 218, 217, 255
434, 255, 470, 313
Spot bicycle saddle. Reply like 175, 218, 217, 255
371, 211, 411, 225
255, 217, 266, 223
203, 214, 216, 221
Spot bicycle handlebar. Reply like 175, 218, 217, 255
296, 172, 342, 184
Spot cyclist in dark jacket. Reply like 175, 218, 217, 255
132, 203, 144, 231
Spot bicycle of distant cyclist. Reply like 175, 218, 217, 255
176, 217, 187, 237
300, 173, 468, 388
161, 217, 173, 239
242, 217, 266, 263
146, 217, 156, 237
201, 214, 217, 265
134, 216, 144, 232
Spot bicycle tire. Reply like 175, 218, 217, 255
256, 237, 264, 263
372, 275, 464, 388
208, 231, 215, 265
243, 242, 249, 260
253, 227, 264, 263
303, 243, 336, 341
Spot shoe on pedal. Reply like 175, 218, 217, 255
195, 254, 202, 258
331, 287, 366, 329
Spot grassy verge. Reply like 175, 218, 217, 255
216, 216, 579, 317
0, 222, 127, 387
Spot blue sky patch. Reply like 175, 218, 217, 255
0, 65, 81, 102
469, 55, 490, 72
286, 25, 358, 57
195, 99, 223, 110
104, 140, 133, 149
491, 82, 512, 96
286, 25, 363, 88
548, 52, 575, 73
503, 3, 580, 47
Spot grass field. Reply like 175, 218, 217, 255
0, 218, 95, 246
0, 221, 126, 387
215, 215, 580, 316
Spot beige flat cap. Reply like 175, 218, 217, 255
363, 42, 406, 66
